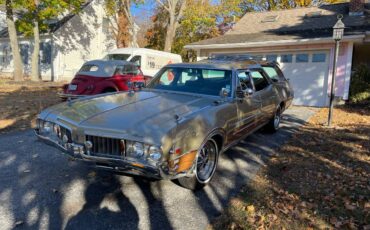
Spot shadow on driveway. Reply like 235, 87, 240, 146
0, 106, 316, 230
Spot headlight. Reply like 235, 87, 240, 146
126, 141, 145, 158
125, 141, 162, 161
148, 146, 162, 160
43, 121, 52, 133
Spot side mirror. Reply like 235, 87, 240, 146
220, 87, 230, 98
245, 88, 253, 95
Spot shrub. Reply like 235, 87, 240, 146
349, 64, 370, 104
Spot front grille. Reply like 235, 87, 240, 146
86, 135, 123, 156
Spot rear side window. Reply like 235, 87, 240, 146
115, 65, 140, 75
262, 67, 279, 81
250, 71, 270, 91
80, 64, 99, 72
263, 66, 286, 82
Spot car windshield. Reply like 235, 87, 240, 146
147, 67, 233, 96
105, 54, 131, 61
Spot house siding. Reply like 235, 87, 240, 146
0, 0, 116, 81
52, 0, 115, 81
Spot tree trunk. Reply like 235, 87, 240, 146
31, 20, 40, 81
5, 0, 23, 81
164, 11, 176, 52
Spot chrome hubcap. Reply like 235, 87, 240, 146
196, 141, 217, 182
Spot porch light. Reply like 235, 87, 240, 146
332, 15, 345, 41
328, 15, 345, 126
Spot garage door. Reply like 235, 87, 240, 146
269, 51, 330, 107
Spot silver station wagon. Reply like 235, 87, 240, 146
35, 58, 293, 190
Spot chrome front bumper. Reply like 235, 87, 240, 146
35, 129, 176, 180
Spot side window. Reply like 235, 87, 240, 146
116, 65, 139, 75
159, 69, 176, 85
130, 55, 141, 67
262, 66, 279, 82
20, 44, 29, 65
250, 70, 270, 91
40, 42, 51, 65
237, 71, 253, 90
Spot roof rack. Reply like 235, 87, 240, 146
206, 54, 266, 65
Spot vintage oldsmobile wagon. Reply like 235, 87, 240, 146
35, 59, 293, 190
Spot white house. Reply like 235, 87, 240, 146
185, 0, 370, 107
0, 0, 116, 81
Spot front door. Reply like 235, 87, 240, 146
233, 70, 262, 140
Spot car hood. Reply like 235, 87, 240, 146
42, 90, 214, 143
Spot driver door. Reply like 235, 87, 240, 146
234, 70, 262, 140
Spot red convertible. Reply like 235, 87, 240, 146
60, 60, 148, 99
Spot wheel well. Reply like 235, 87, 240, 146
102, 87, 117, 93
211, 134, 224, 152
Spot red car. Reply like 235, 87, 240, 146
61, 60, 149, 99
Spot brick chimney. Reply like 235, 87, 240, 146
349, 0, 365, 16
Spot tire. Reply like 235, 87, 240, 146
266, 105, 282, 132
177, 139, 219, 190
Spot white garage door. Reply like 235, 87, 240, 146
268, 51, 330, 107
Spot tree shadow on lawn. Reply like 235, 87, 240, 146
213, 124, 370, 229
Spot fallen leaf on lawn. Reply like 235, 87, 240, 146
246, 205, 255, 214
345, 203, 356, 211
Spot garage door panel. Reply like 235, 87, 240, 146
279, 51, 329, 107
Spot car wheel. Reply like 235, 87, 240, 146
266, 105, 281, 132
177, 139, 219, 190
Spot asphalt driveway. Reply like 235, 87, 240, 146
0, 106, 317, 230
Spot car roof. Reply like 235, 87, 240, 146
83, 59, 135, 67
78, 59, 136, 77
166, 59, 275, 70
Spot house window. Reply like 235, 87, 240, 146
40, 42, 51, 65
312, 53, 326, 62
296, 53, 309, 63
20, 44, 29, 65
266, 54, 277, 62
2, 45, 11, 66
281, 54, 292, 63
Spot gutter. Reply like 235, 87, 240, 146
184, 34, 365, 50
